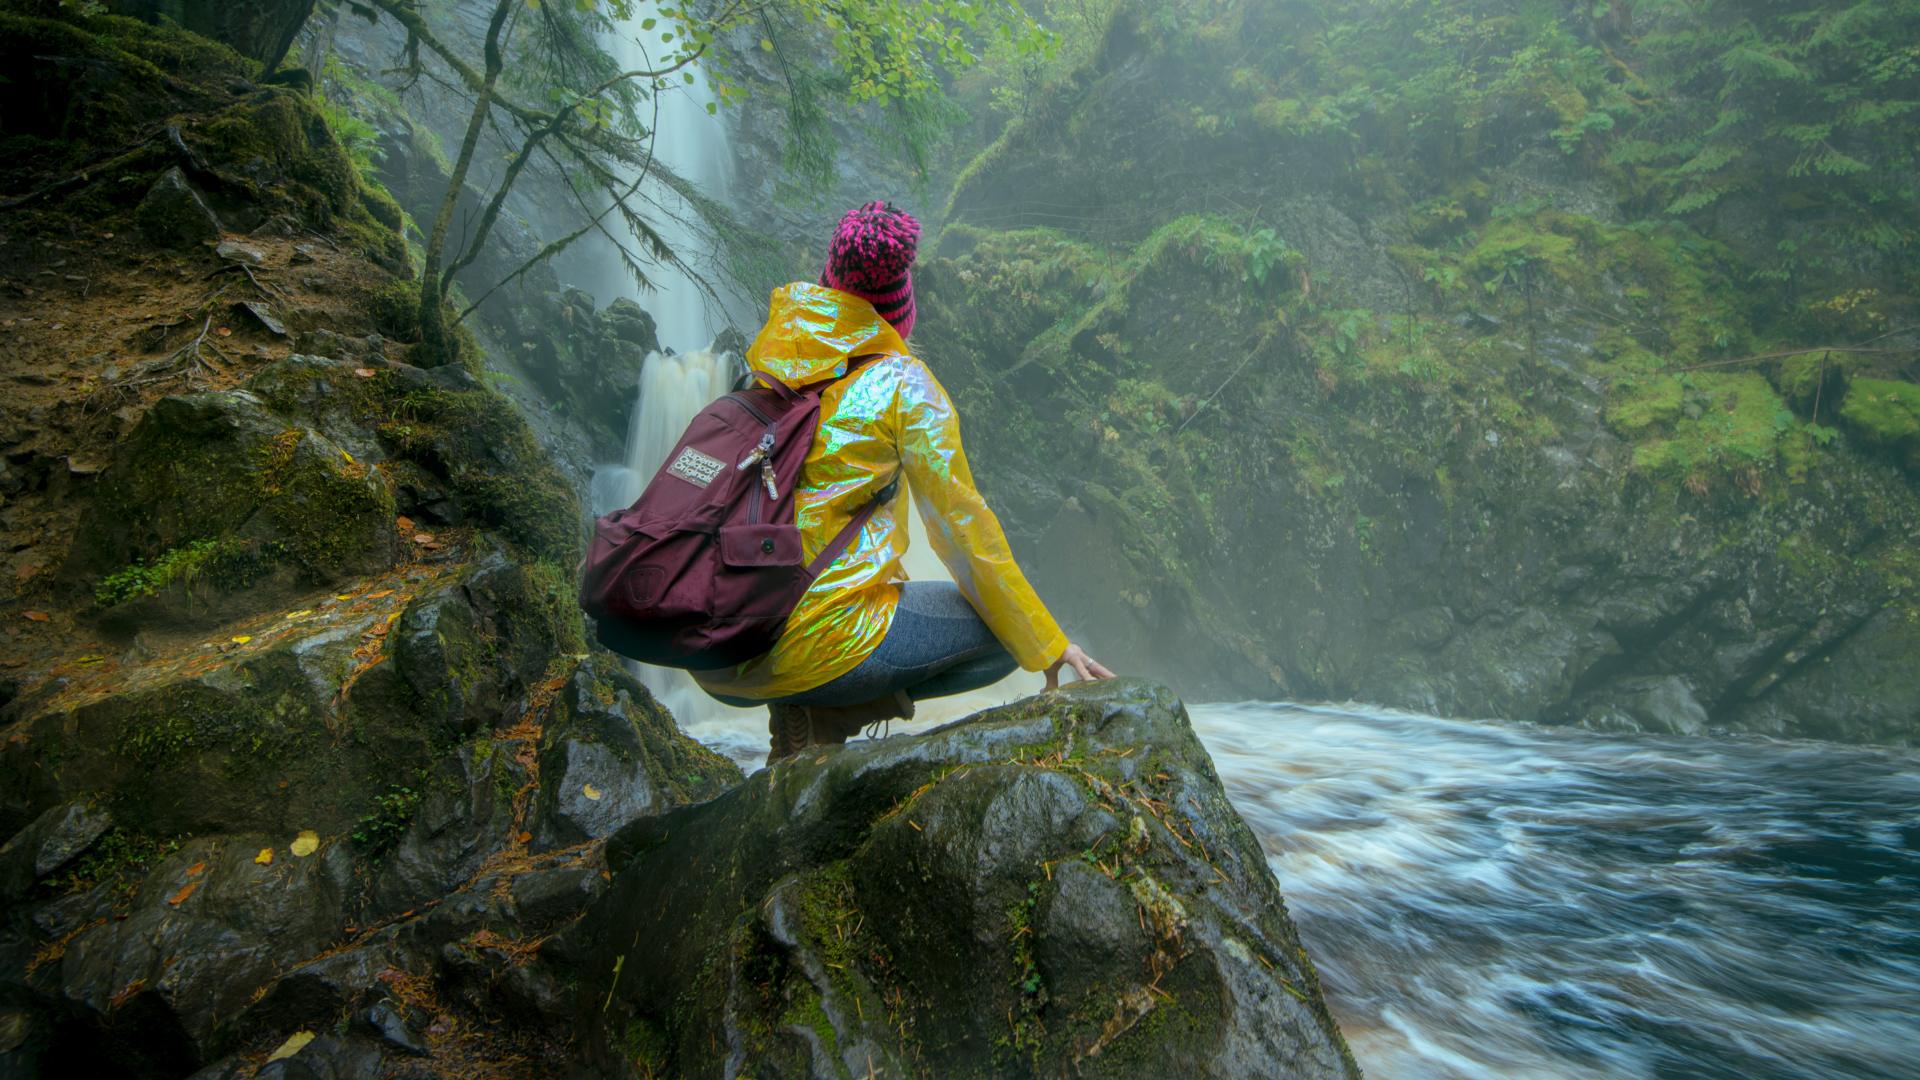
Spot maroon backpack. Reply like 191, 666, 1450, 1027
579, 355, 895, 669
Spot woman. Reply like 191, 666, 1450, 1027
695, 201, 1113, 759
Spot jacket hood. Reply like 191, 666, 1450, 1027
746, 282, 910, 387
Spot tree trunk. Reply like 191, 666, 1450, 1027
414, 0, 516, 367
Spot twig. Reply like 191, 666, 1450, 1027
1176, 329, 1281, 435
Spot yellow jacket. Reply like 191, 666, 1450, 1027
692, 283, 1066, 701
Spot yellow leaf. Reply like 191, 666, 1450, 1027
289, 830, 319, 858
341, 449, 354, 464
284, 609, 313, 620
230, 635, 252, 645
254, 847, 274, 866
582, 783, 602, 801
267, 1031, 316, 1063
75, 655, 106, 665
367, 589, 395, 599
334, 595, 353, 602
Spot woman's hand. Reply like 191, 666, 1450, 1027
1045, 643, 1116, 691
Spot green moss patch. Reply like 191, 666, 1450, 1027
1839, 378, 1920, 471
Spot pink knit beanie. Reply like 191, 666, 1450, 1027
821, 200, 919, 339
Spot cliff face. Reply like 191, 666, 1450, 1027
905, 0, 1920, 743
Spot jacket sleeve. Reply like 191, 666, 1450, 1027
890, 358, 1068, 672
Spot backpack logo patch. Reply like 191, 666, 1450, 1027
666, 446, 725, 488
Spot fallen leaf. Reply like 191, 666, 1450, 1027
254, 848, 273, 866
341, 449, 354, 464
22, 611, 49, 622
185, 861, 207, 878
353, 367, 375, 378
167, 881, 198, 905
582, 783, 602, 801
289, 830, 319, 858
368, 589, 394, 599
412, 533, 434, 545
267, 1031, 316, 1063
284, 609, 313, 619
369, 623, 390, 637
396, 516, 415, 531
333, 594, 353, 602
215, 326, 231, 338
230, 635, 252, 645
75, 655, 105, 666
517, 831, 532, 844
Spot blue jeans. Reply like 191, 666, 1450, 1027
710, 582, 1018, 708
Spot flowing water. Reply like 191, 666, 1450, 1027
1195, 701, 1920, 1080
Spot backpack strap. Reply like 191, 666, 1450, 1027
806, 477, 898, 578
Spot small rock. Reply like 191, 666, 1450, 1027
136, 168, 223, 249
354, 1002, 429, 1057
215, 240, 267, 266
0, 801, 112, 899
235, 300, 288, 336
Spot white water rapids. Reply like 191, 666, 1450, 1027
580, 19, 1918, 1079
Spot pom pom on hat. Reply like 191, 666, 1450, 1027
822, 200, 919, 338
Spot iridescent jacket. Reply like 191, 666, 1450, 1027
691, 283, 1067, 700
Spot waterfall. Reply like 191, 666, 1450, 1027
587, 8, 1040, 759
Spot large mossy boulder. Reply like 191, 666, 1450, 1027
63, 389, 397, 623
583, 679, 1358, 1079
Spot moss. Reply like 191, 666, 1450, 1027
254, 429, 396, 582
93, 537, 251, 607
35, 826, 182, 898
115, 685, 277, 764
1839, 378, 1920, 469
1606, 374, 1685, 436
368, 279, 423, 342
527, 559, 588, 656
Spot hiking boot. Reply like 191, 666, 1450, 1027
767, 703, 812, 762
804, 690, 915, 745
766, 692, 915, 761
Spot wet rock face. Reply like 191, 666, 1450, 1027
584, 679, 1359, 1079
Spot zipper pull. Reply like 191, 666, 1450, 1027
738, 432, 775, 470
761, 461, 778, 499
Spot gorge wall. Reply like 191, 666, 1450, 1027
873, 0, 1920, 743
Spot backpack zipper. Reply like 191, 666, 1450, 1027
727, 395, 780, 524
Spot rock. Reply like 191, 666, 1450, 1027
583, 680, 1359, 1078
0, 801, 111, 899
63, 388, 397, 608
252, 1034, 388, 1080
1576, 675, 1711, 736
354, 1002, 429, 1057
367, 743, 521, 918
529, 658, 737, 850
56, 834, 354, 1065
215, 239, 267, 266
136, 168, 223, 248
601, 297, 658, 349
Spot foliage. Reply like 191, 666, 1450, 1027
94, 539, 233, 607
351, 783, 422, 853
